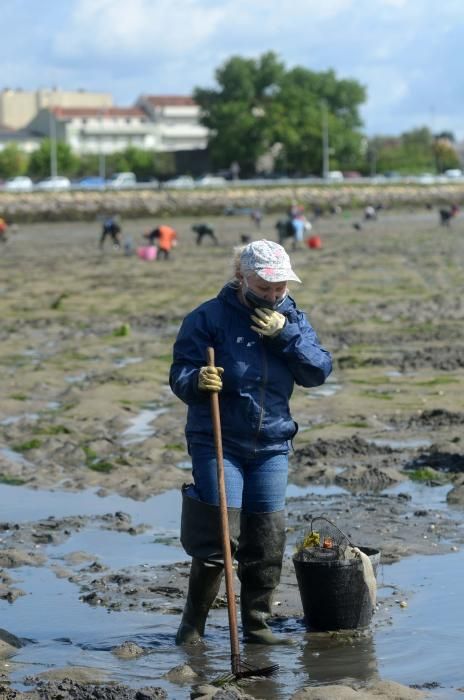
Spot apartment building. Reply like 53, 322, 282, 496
27, 107, 156, 155
0, 88, 113, 130
135, 95, 208, 151
0, 91, 208, 155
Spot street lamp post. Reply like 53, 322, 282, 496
49, 108, 58, 178
98, 110, 106, 181
321, 99, 329, 179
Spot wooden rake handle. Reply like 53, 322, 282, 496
206, 347, 241, 669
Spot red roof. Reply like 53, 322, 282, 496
142, 95, 197, 107
51, 107, 145, 119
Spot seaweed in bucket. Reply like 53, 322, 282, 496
294, 516, 379, 630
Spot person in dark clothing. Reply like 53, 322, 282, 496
192, 223, 218, 245
99, 216, 121, 250
439, 204, 459, 226
275, 217, 295, 245
170, 239, 332, 646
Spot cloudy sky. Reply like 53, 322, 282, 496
2, 0, 463, 138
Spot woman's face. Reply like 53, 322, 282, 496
242, 273, 288, 305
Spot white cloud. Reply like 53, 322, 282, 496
2, 0, 464, 138
54, 0, 226, 58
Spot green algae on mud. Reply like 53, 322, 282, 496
0, 210, 463, 497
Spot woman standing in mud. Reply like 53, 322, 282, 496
169, 240, 332, 645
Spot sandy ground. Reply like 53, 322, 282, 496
0, 208, 464, 698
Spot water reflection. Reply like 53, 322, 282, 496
299, 631, 378, 685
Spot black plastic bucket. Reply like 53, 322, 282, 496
293, 546, 380, 631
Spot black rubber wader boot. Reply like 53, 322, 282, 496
237, 510, 294, 645
176, 485, 240, 645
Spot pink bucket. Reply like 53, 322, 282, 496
137, 246, 157, 261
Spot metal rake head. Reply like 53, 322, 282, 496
212, 659, 279, 686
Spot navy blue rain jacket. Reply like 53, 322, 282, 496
169, 283, 332, 457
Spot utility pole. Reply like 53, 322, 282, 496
99, 109, 106, 180
370, 143, 377, 177
321, 99, 329, 179
49, 108, 58, 178
99, 147, 106, 180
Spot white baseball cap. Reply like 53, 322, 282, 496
240, 239, 301, 283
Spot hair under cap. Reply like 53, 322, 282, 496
240, 239, 302, 283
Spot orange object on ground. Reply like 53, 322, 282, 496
307, 235, 322, 249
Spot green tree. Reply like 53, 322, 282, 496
194, 52, 366, 176
433, 138, 461, 172
28, 139, 78, 179
105, 147, 175, 180
194, 53, 286, 175
371, 128, 445, 175
0, 143, 29, 178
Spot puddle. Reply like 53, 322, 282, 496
0, 483, 463, 698
0, 446, 34, 466
383, 480, 453, 510
113, 357, 143, 368
0, 413, 39, 426
0, 484, 182, 525
308, 377, 342, 399
175, 460, 192, 471
286, 483, 347, 498
368, 437, 432, 449
64, 372, 88, 384
121, 408, 168, 445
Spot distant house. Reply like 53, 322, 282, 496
136, 95, 208, 151
0, 87, 113, 130
0, 125, 41, 153
0, 90, 209, 157
26, 106, 156, 155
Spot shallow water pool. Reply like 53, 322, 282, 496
0, 483, 463, 698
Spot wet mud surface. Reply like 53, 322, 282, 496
1, 210, 464, 698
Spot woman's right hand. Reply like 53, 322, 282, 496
198, 366, 224, 392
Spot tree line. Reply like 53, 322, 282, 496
0, 52, 461, 180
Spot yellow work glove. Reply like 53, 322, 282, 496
250, 307, 286, 337
198, 366, 224, 392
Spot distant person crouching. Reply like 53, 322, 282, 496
192, 223, 218, 245
99, 216, 121, 250
144, 224, 177, 259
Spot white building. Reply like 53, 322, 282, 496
0, 92, 209, 156
27, 106, 156, 155
0, 126, 41, 154
135, 95, 208, 151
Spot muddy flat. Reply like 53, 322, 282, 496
0, 209, 463, 699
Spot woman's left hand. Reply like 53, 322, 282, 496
250, 308, 286, 337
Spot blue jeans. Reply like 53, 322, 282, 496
188, 443, 288, 513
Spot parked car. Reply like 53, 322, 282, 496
76, 175, 106, 189
162, 175, 195, 189
35, 176, 71, 191
326, 170, 344, 182
195, 174, 227, 187
106, 172, 137, 189
444, 169, 463, 179
4, 176, 34, 192
416, 173, 436, 185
